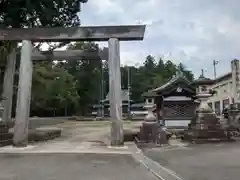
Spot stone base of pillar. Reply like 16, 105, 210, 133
110, 121, 124, 146
110, 140, 124, 147
12, 141, 28, 147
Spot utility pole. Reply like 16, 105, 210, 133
201, 69, 204, 76
127, 66, 131, 117
213, 60, 219, 79
101, 60, 104, 117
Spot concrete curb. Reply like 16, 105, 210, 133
0, 151, 132, 155
129, 143, 184, 180
0, 144, 132, 154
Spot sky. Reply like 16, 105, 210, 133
78, 0, 240, 78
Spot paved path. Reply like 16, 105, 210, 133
0, 153, 159, 180
144, 141, 240, 180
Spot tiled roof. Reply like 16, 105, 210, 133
152, 75, 191, 92
142, 73, 192, 97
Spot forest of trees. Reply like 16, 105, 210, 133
0, 0, 194, 116
26, 42, 194, 116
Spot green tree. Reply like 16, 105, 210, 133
151, 58, 167, 88
177, 63, 194, 81
0, 0, 88, 58
163, 60, 177, 79
126, 56, 195, 103
63, 42, 102, 115
156, 58, 165, 72
0, 0, 89, 104
0, 0, 88, 28
144, 55, 156, 70
31, 62, 79, 116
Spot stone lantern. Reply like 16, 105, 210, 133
144, 104, 157, 122
0, 98, 13, 147
182, 74, 233, 143
191, 74, 214, 126
0, 102, 4, 122
195, 75, 213, 100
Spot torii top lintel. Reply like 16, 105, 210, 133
0, 25, 146, 42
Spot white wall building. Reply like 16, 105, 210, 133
206, 59, 240, 116
206, 72, 232, 116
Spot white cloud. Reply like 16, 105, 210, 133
90, 0, 124, 15
79, 0, 240, 78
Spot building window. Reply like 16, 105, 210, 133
214, 101, 221, 116
201, 86, 207, 92
223, 99, 230, 109
208, 102, 213, 109
147, 98, 153, 104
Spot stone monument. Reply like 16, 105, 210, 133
227, 104, 240, 127
0, 101, 13, 146
222, 59, 240, 136
223, 104, 240, 137
182, 75, 233, 143
136, 104, 168, 147
0, 102, 4, 122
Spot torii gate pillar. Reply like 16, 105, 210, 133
108, 38, 123, 146
13, 40, 33, 146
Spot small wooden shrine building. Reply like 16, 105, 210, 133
91, 89, 133, 117
143, 72, 198, 129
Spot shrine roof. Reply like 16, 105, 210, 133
142, 73, 196, 97
154, 76, 191, 92
193, 75, 214, 85
142, 90, 158, 97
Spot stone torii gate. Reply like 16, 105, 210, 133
0, 25, 146, 147
3, 48, 108, 124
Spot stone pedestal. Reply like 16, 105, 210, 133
0, 122, 13, 146
138, 121, 158, 143
136, 105, 168, 147
228, 103, 240, 127
0, 102, 13, 146
222, 103, 240, 137
0, 101, 4, 122
183, 102, 233, 143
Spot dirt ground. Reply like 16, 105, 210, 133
55, 120, 141, 143
1, 120, 142, 153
